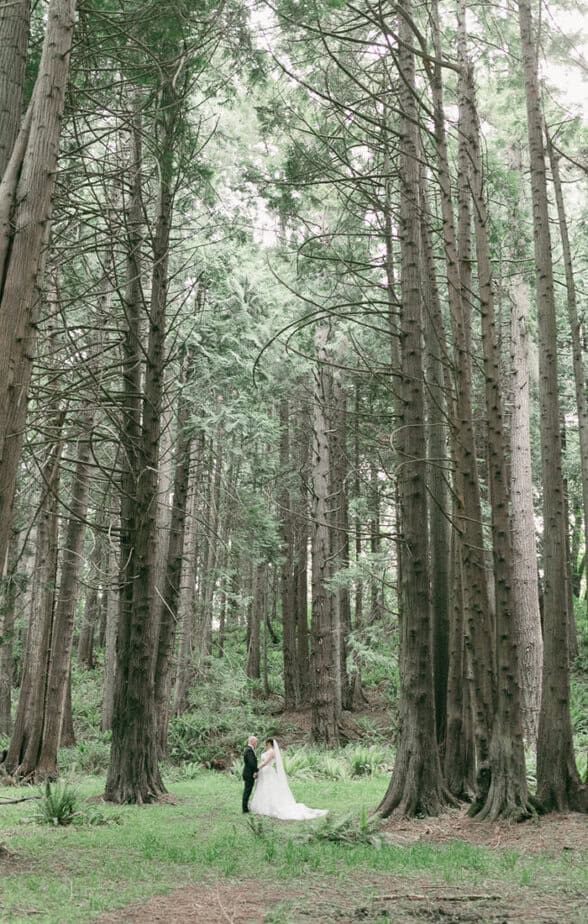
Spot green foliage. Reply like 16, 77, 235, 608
299, 808, 383, 849
60, 740, 111, 776
33, 782, 80, 827
31, 782, 123, 829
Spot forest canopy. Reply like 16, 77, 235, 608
0, 0, 587, 822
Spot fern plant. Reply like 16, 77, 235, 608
33, 782, 80, 826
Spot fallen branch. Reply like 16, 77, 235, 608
376, 893, 501, 903
0, 796, 42, 805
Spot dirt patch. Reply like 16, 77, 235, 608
381, 808, 588, 854
93, 872, 587, 923
94, 879, 304, 923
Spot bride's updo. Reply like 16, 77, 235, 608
265, 737, 275, 747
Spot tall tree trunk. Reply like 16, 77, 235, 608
294, 409, 311, 704
6, 430, 63, 776
0, 0, 31, 177
0, 527, 20, 735
430, 0, 495, 770
0, 0, 77, 577
106, 87, 178, 801
279, 398, 299, 708
35, 415, 93, 777
153, 347, 195, 757
331, 378, 351, 710
311, 328, 339, 745
509, 276, 542, 742
101, 538, 119, 733
421, 188, 451, 751
547, 129, 588, 623
459, 11, 531, 817
379, 6, 451, 817
420, 170, 475, 795
517, 0, 586, 812
173, 442, 201, 715
247, 563, 263, 680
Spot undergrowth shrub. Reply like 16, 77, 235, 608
33, 782, 79, 826
60, 738, 111, 775
300, 808, 383, 848
31, 782, 123, 827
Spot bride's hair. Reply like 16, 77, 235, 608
265, 737, 275, 746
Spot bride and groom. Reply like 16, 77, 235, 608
242, 735, 328, 820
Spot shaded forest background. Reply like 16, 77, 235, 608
0, 0, 587, 820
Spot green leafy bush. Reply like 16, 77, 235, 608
33, 782, 80, 826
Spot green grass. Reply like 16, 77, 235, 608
0, 772, 586, 923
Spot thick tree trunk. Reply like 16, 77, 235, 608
105, 95, 176, 802
311, 328, 339, 745
0, 0, 77, 578
379, 6, 451, 817
6, 433, 63, 777
430, 0, 495, 769
547, 130, 588, 623
420, 186, 451, 751
517, 0, 586, 813
0, 0, 30, 177
509, 277, 543, 742
459, 13, 532, 817
34, 417, 92, 777
420, 170, 475, 795
154, 347, 195, 757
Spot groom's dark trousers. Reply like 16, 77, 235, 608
242, 745, 258, 812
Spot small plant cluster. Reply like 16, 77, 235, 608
31, 782, 123, 827
246, 807, 384, 850
301, 809, 384, 849
282, 744, 394, 781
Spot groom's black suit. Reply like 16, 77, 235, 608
242, 745, 258, 813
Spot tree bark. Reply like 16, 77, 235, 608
0, 0, 31, 177
517, 0, 586, 813
0, 528, 20, 735
509, 277, 543, 742
430, 0, 495, 769
546, 129, 588, 623
379, 5, 451, 817
34, 415, 93, 777
154, 347, 195, 757
279, 398, 299, 708
459, 10, 532, 817
311, 328, 339, 745
5, 428, 63, 777
105, 92, 175, 802
0, 0, 77, 579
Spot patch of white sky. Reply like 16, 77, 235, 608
239, 0, 587, 248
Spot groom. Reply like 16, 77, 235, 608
242, 735, 258, 813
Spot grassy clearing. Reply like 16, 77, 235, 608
1, 772, 586, 923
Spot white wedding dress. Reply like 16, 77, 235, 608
249, 741, 328, 821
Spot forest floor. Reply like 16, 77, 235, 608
1, 773, 586, 924
91, 809, 588, 924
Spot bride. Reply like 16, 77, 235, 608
249, 738, 328, 821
